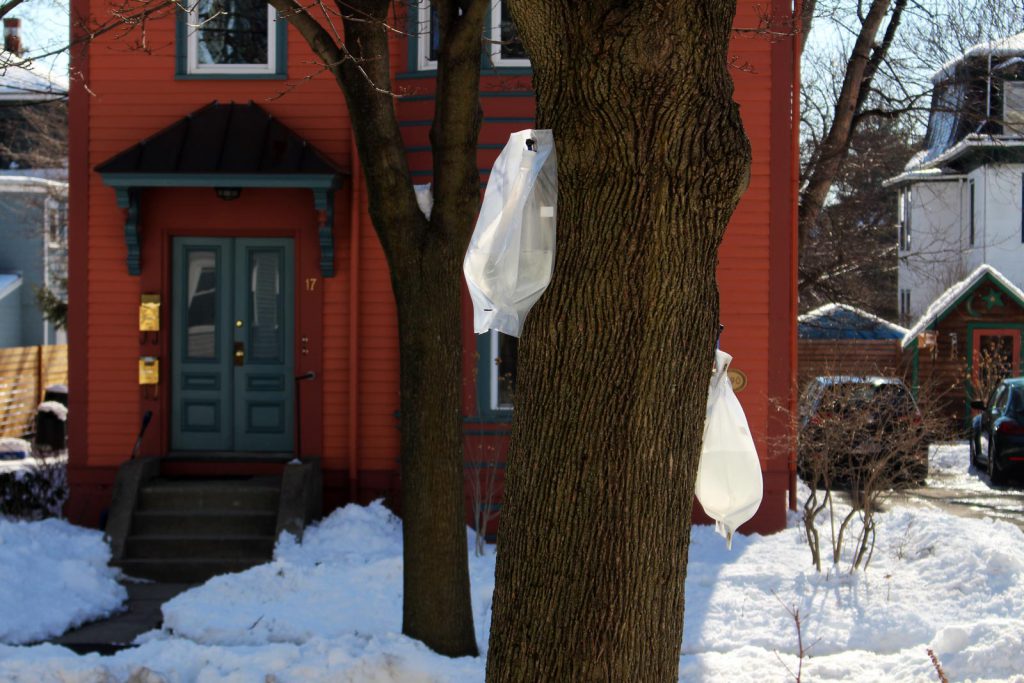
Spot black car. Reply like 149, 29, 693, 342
970, 377, 1024, 485
798, 376, 928, 488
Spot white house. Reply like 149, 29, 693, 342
886, 33, 1024, 325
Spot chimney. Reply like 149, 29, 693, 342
4, 18, 21, 57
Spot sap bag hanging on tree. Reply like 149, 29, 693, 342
463, 130, 557, 337
694, 349, 763, 549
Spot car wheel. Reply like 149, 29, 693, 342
970, 435, 979, 468
988, 439, 1008, 486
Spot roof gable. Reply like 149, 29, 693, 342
798, 303, 907, 340
901, 265, 1024, 347
95, 101, 342, 179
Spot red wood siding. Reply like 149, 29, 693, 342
68, 0, 797, 535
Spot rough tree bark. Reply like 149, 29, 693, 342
266, 0, 487, 656
486, 2, 751, 681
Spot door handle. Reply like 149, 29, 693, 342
234, 342, 245, 366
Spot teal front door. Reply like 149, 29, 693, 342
171, 237, 295, 453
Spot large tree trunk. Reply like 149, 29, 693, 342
486, 2, 751, 681
270, 0, 487, 657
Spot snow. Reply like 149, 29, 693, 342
0, 437, 31, 459
0, 517, 127, 645
934, 30, 1024, 83
901, 263, 1024, 347
37, 401, 68, 421
1, 487, 1023, 681
797, 302, 907, 340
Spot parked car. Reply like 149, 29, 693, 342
798, 376, 928, 488
970, 377, 1024, 485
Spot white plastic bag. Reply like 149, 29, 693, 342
463, 129, 557, 337
694, 349, 763, 549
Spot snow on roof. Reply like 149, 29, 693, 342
901, 264, 1024, 347
0, 52, 67, 102
886, 135, 1024, 184
934, 31, 1024, 83
0, 273, 23, 301
798, 303, 907, 340
0, 174, 67, 193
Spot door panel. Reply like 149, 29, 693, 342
233, 239, 294, 452
171, 237, 294, 453
172, 239, 233, 451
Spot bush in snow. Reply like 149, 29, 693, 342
0, 446, 67, 521
784, 370, 955, 573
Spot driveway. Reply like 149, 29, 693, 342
893, 443, 1024, 532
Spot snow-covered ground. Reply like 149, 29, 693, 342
0, 517, 126, 645
2, 456, 1023, 682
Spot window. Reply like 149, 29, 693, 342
490, 331, 517, 410
415, 4, 440, 71
489, 1, 529, 68
181, 1, 285, 77
474, 330, 518, 416
900, 289, 911, 325
1004, 80, 1024, 133
969, 180, 976, 246
898, 189, 912, 251
414, 1, 528, 71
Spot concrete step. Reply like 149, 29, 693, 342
137, 479, 280, 513
131, 511, 277, 537
113, 558, 266, 583
125, 535, 275, 561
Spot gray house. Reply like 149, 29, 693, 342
0, 174, 66, 347
0, 18, 68, 348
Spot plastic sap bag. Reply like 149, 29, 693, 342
694, 350, 763, 549
463, 130, 557, 337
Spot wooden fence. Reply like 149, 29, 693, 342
0, 345, 68, 438
797, 339, 906, 391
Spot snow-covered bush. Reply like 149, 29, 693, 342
0, 447, 67, 520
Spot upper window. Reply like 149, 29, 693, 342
182, 1, 285, 77
415, 1, 528, 71
490, 2, 528, 68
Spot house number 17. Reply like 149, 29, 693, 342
305, 278, 318, 292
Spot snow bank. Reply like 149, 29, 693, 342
1, 494, 1022, 682
0, 518, 127, 645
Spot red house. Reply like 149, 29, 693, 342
66, 0, 798, 574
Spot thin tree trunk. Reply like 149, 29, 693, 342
393, 243, 478, 656
486, 2, 751, 680
270, 0, 486, 656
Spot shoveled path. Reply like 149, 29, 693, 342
49, 582, 194, 655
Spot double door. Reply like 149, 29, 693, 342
171, 237, 294, 453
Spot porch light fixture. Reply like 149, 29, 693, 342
215, 187, 242, 201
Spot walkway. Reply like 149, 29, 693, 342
50, 582, 194, 655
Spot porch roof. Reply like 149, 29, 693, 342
95, 101, 344, 189
95, 102, 346, 277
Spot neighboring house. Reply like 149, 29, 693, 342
797, 304, 908, 389
901, 264, 1024, 428
0, 20, 68, 348
886, 32, 1024, 325
66, 0, 799, 540
0, 175, 67, 347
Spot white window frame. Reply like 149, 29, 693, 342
416, 3, 438, 71
187, 3, 278, 76
489, 0, 530, 68
489, 330, 515, 411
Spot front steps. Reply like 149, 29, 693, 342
106, 458, 321, 583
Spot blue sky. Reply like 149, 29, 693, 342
11, 0, 70, 79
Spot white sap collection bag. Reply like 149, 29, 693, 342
463, 130, 557, 337
694, 350, 763, 549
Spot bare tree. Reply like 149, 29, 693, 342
485, 1, 751, 679
798, 0, 1024, 314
